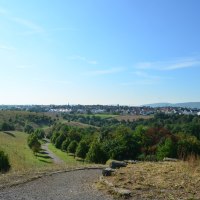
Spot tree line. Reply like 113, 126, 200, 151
50, 113, 200, 164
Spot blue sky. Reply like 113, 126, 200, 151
0, 0, 200, 105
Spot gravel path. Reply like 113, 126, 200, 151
42, 142, 64, 164
0, 169, 113, 200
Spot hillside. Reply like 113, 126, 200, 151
144, 102, 200, 109
100, 161, 200, 199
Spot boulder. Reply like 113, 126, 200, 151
114, 188, 132, 197
124, 160, 137, 164
102, 167, 115, 176
109, 160, 127, 169
163, 157, 178, 162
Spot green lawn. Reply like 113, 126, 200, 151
0, 131, 53, 172
48, 143, 85, 166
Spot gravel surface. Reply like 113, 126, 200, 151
42, 142, 64, 164
0, 169, 113, 200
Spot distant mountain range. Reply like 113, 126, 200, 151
143, 102, 200, 109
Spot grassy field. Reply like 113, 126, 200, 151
0, 131, 88, 188
113, 114, 153, 121
0, 131, 52, 172
48, 143, 84, 166
99, 161, 200, 199
78, 114, 118, 119
60, 120, 98, 128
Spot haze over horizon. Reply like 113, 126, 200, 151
1, 0, 200, 105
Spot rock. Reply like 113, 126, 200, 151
109, 160, 127, 169
124, 160, 137, 164
102, 168, 115, 176
163, 157, 178, 162
102, 167, 115, 176
114, 188, 132, 197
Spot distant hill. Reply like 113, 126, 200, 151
143, 102, 200, 109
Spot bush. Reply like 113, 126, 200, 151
86, 141, 107, 164
0, 122, 14, 131
67, 140, 78, 154
55, 133, 66, 149
61, 138, 71, 151
75, 140, 89, 159
156, 138, 177, 160
27, 134, 41, 155
0, 150, 10, 172
24, 124, 34, 134
34, 129, 45, 139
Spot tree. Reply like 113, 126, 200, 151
55, 133, 66, 149
177, 133, 200, 159
27, 134, 41, 155
0, 150, 10, 172
34, 129, 45, 139
67, 140, 78, 154
75, 140, 89, 159
1, 122, 14, 131
156, 138, 177, 160
86, 141, 107, 164
24, 124, 34, 134
61, 138, 71, 151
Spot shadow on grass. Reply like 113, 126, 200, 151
37, 154, 52, 159
3, 131, 15, 137
38, 159, 52, 164
39, 150, 48, 155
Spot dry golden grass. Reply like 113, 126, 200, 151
101, 161, 200, 199
113, 115, 153, 122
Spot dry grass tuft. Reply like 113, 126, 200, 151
100, 161, 200, 199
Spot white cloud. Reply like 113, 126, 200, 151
121, 79, 158, 86
12, 17, 44, 34
67, 55, 98, 65
86, 67, 124, 76
135, 57, 200, 71
134, 71, 160, 79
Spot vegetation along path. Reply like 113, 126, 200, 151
0, 169, 112, 200
41, 139, 64, 164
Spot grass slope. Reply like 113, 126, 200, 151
0, 131, 51, 172
48, 143, 83, 166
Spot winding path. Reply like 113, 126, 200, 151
42, 142, 64, 164
0, 169, 112, 200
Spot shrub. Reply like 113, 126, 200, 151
75, 140, 89, 159
27, 134, 41, 155
34, 129, 45, 139
55, 133, 66, 149
0, 122, 14, 131
86, 141, 107, 164
67, 140, 78, 154
0, 150, 10, 172
61, 138, 71, 151
24, 124, 34, 134
156, 138, 177, 160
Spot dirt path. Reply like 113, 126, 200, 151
41, 142, 64, 164
0, 169, 112, 200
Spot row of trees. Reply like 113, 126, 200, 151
0, 111, 54, 132
27, 129, 44, 155
50, 116, 200, 163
